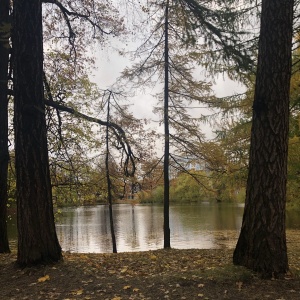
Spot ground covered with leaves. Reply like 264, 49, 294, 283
1, 230, 300, 300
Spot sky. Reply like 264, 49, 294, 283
88, 1, 248, 146
92, 44, 246, 143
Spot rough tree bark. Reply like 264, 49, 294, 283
13, 0, 62, 266
233, 0, 294, 277
0, 0, 11, 253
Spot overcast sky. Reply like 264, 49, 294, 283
92, 44, 246, 142
88, 1, 248, 143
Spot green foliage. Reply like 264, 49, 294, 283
139, 171, 215, 203
145, 186, 164, 204
170, 172, 214, 203
43, 0, 124, 57
287, 137, 300, 208
179, 0, 257, 76
212, 173, 246, 203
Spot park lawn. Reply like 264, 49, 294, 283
0, 230, 300, 300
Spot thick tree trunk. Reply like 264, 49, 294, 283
0, 0, 11, 253
233, 0, 294, 277
13, 0, 62, 266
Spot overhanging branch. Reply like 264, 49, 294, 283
44, 99, 136, 176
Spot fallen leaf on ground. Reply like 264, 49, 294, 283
71, 289, 83, 295
236, 281, 243, 291
38, 275, 50, 283
123, 285, 131, 290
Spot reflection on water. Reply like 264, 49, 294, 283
55, 203, 244, 253
7, 203, 300, 253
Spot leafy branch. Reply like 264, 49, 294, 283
41, 70, 136, 177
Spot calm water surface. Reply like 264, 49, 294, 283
8, 203, 300, 253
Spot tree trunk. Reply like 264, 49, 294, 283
0, 0, 11, 253
233, 0, 294, 277
105, 94, 117, 253
13, 0, 62, 266
163, 0, 170, 249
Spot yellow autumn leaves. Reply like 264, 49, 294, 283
37, 275, 50, 283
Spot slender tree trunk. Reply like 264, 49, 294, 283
13, 0, 62, 266
105, 94, 117, 253
163, 0, 170, 249
233, 0, 294, 277
0, 0, 11, 253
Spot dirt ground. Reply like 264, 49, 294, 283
1, 230, 300, 300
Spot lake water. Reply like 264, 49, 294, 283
7, 203, 300, 253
